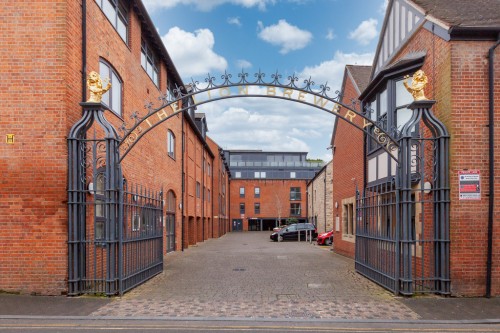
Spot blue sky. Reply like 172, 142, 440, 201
143, 0, 388, 161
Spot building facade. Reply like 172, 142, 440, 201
331, 65, 371, 258
0, 0, 228, 295
226, 151, 323, 231
331, 0, 500, 296
307, 160, 334, 234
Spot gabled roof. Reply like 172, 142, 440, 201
412, 0, 500, 28
346, 65, 372, 94
331, 65, 372, 146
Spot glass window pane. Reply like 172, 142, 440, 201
396, 79, 413, 107
379, 89, 387, 116
117, 18, 127, 42
102, 0, 116, 25
112, 74, 121, 115
370, 98, 378, 121
147, 61, 153, 78
397, 108, 412, 130
141, 51, 146, 69
99, 62, 110, 106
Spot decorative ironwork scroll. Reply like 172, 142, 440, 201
115, 70, 400, 162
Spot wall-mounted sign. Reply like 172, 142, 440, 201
6, 134, 14, 144
458, 170, 481, 200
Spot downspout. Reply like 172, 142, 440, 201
202, 148, 205, 242
181, 114, 185, 251
324, 173, 327, 233
81, 0, 87, 102
486, 36, 500, 298
211, 157, 214, 238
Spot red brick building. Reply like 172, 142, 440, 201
226, 150, 322, 231
332, 0, 500, 296
206, 137, 230, 237
331, 65, 371, 258
0, 0, 228, 295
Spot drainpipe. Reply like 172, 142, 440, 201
181, 114, 185, 251
81, 0, 87, 102
324, 172, 327, 233
486, 35, 500, 298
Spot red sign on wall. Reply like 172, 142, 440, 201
458, 170, 481, 200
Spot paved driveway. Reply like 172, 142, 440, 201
91, 232, 420, 320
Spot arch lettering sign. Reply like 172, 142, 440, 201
117, 71, 399, 162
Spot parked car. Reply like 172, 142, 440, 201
317, 230, 333, 246
270, 223, 317, 242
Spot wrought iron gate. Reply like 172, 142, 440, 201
355, 100, 450, 295
68, 103, 163, 296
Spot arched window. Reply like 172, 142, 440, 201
99, 59, 123, 116
167, 130, 175, 159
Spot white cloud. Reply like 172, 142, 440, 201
325, 28, 336, 40
298, 51, 374, 95
236, 59, 252, 69
257, 19, 313, 54
162, 27, 228, 78
348, 18, 378, 46
227, 17, 242, 27
143, 0, 275, 11
379, 0, 389, 14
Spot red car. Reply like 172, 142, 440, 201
317, 230, 333, 246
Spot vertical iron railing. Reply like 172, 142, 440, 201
356, 100, 450, 296
68, 102, 163, 296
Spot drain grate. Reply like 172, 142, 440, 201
233, 268, 246, 271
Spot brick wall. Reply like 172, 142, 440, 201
331, 69, 365, 258
229, 179, 308, 230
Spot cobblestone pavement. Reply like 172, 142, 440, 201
91, 232, 420, 320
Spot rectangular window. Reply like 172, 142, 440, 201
239, 187, 245, 198
196, 182, 201, 198
290, 187, 301, 201
290, 203, 301, 216
254, 203, 260, 214
254, 187, 260, 198
95, 0, 128, 43
254, 171, 266, 178
239, 203, 245, 214
141, 39, 159, 86
343, 202, 355, 236
167, 130, 175, 159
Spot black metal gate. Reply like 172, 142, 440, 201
355, 100, 450, 295
68, 102, 163, 296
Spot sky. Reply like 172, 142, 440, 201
143, 0, 388, 161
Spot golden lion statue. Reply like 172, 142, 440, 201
403, 70, 428, 101
87, 71, 111, 103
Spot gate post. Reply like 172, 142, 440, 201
68, 102, 122, 295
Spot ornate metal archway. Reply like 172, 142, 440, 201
68, 70, 450, 296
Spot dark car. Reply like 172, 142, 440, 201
270, 223, 317, 242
